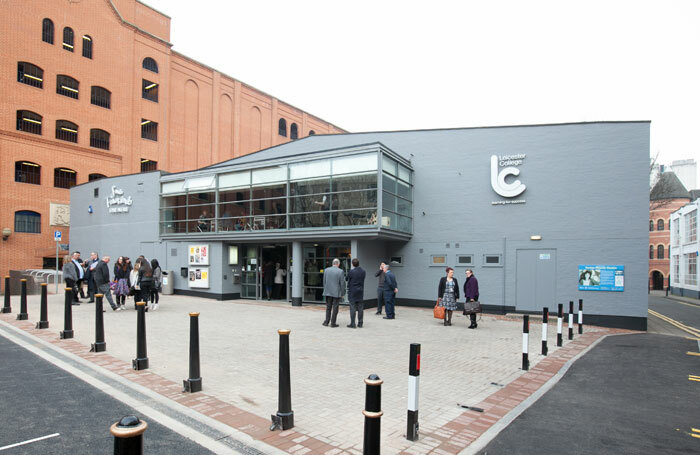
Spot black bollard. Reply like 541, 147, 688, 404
522, 315, 529, 371
60, 287, 74, 339
1, 276, 10, 313
36, 283, 49, 329
556, 303, 563, 347
90, 294, 107, 352
17, 279, 28, 320
183, 312, 202, 393
541, 307, 548, 356
110, 415, 148, 455
132, 302, 149, 370
363, 374, 383, 455
406, 343, 420, 441
568, 301, 574, 340
578, 299, 583, 334
270, 329, 294, 430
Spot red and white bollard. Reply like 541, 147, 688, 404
406, 343, 420, 441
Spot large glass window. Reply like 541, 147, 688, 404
15, 211, 41, 234
685, 253, 697, 286
685, 210, 697, 243
17, 62, 43, 89
381, 154, 412, 233
657, 244, 664, 260
15, 161, 41, 185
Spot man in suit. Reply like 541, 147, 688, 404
374, 261, 386, 315
83, 251, 99, 303
322, 258, 346, 327
382, 263, 398, 320
71, 251, 86, 301
347, 258, 366, 328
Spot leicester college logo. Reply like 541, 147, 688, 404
490, 155, 526, 198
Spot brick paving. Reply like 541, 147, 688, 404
0, 292, 630, 454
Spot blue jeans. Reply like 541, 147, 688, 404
383, 291, 395, 318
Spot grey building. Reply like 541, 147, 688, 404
69, 121, 650, 329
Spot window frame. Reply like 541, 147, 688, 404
90, 86, 111, 109
649, 220, 653, 232
62, 27, 74, 51
278, 118, 287, 137
142, 57, 159, 73
55, 120, 78, 143
649, 245, 654, 260
16, 110, 42, 135
56, 74, 79, 99
457, 254, 474, 266
290, 123, 298, 140
141, 159, 158, 172
483, 254, 503, 267
90, 128, 110, 150
657, 244, 664, 260
141, 119, 158, 141
14, 210, 41, 234
15, 161, 41, 185
17, 62, 44, 89
82, 35, 92, 59
54, 167, 77, 189
88, 173, 106, 182
42, 18, 54, 44
142, 79, 159, 102
429, 254, 447, 267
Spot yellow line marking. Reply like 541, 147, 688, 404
687, 352, 700, 356
648, 310, 700, 338
692, 434, 700, 439
690, 378, 700, 382
692, 428, 700, 433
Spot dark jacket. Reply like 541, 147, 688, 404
114, 264, 129, 280
347, 266, 366, 303
438, 276, 460, 300
94, 260, 111, 286
464, 275, 479, 301
84, 258, 99, 291
383, 270, 397, 293
138, 261, 153, 283
375, 269, 385, 288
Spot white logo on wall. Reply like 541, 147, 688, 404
105, 186, 133, 213
491, 154, 526, 205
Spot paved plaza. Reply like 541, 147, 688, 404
1, 291, 622, 454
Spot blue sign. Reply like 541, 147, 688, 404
54, 230, 62, 242
578, 265, 624, 292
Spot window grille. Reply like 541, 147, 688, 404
657, 245, 664, 260
57, 75, 79, 99
90, 129, 110, 150
142, 79, 158, 102
16, 110, 42, 135
82, 35, 92, 59
54, 168, 77, 189
55, 120, 78, 143
142, 57, 158, 73
657, 219, 664, 231
63, 27, 74, 51
15, 161, 41, 185
42, 19, 54, 44
17, 62, 43, 88
90, 86, 111, 109
141, 159, 158, 172
290, 123, 298, 140
278, 118, 287, 137
15, 211, 41, 233
141, 119, 158, 141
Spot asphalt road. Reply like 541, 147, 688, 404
0, 335, 214, 454
648, 294, 700, 335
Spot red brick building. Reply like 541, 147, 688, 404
0, 0, 344, 284
649, 172, 691, 290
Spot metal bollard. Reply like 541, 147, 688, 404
110, 415, 148, 455
522, 315, 529, 371
17, 279, 28, 320
578, 299, 583, 334
541, 307, 548, 356
90, 294, 106, 352
406, 343, 420, 441
556, 303, 563, 347
183, 312, 202, 393
132, 302, 149, 370
60, 287, 74, 339
363, 374, 383, 455
36, 283, 49, 329
1, 276, 11, 313
270, 329, 294, 430
568, 301, 574, 340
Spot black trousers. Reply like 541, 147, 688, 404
65, 279, 78, 301
349, 299, 364, 326
324, 297, 340, 324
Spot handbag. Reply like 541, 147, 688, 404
433, 299, 445, 319
463, 300, 482, 315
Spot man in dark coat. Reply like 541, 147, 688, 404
374, 261, 386, 315
83, 251, 99, 303
347, 258, 366, 328
94, 256, 119, 311
464, 269, 480, 329
382, 263, 398, 319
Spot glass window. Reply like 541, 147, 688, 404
16, 110, 42, 135
252, 166, 286, 184
42, 19, 54, 44
397, 180, 411, 199
457, 255, 473, 265
484, 254, 503, 266
649, 220, 653, 232
252, 183, 286, 200
161, 181, 185, 194
657, 245, 664, 260
382, 173, 396, 193
55, 120, 78, 143
685, 210, 697, 243
57, 75, 79, 99
649, 245, 654, 259
219, 170, 250, 189
141, 119, 158, 141
398, 164, 411, 182
54, 168, 77, 189
142, 57, 158, 73
142, 79, 158, 102
15, 211, 41, 233
90, 129, 110, 150
88, 173, 106, 182
657, 219, 664, 231
290, 123, 298, 140
382, 155, 397, 176
332, 153, 377, 175
141, 159, 157, 172
672, 255, 680, 283
290, 159, 330, 180
91, 86, 111, 109
383, 191, 397, 212
62, 27, 74, 51
82, 35, 92, 59
15, 161, 41, 185
17, 62, 43, 89
430, 255, 447, 266
278, 118, 287, 137
309, 130, 315, 136
685, 253, 697, 286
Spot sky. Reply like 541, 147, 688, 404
142, 0, 700, 183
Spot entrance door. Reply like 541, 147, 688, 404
241, 245, 258, 299
260, 245, 289, 301
516, 249, 557, 312
652, 271, 664, 290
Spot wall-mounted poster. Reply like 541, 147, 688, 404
189, 244, 209, 265
578, 265, 624, 291
188, 267, 209, 288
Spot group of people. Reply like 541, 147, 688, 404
62, 251, 163, 312
262, 261, 287, 300
437, 267, 480, 328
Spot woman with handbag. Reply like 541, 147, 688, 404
463, 269, 480, 329
437, 267, 459, 326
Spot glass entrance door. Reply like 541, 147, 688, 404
242, 245, 259, 299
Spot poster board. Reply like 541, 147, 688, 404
578, 265, 624, 291
188, 267, 209, 288
189, 244, 209, 265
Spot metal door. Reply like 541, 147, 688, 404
515, 249, 556, 312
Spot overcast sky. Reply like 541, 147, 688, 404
143, 0, 700, 183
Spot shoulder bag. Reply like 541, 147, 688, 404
433, 299, 445, 319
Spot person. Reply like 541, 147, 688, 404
347, 258, 366, 328
150, 258, 162, 310
129, 260, 140, 306
113, 256, 130, 308
94, 256, 120, 311
62, 254, 80, 305
83, 251, 99, 303
136, 257, 154, 309
437, 267, 460, 326
322, 258, 346, 327
579, 270, 593, 286
72, 251, 86, 301
374, 262, 386, 315
273, 262, 287, 299
198, 210, 209, 232
262, 261, 275, 300
464, 269, 480, 329
382, 263, 398, 319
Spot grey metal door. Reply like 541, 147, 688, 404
515, 249, 556, 312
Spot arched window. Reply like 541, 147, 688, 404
42, 19, 54, 44
308, 130, 315, 136
657, 219, 664, 231
142, 57, 158, 73
16, 110, 42, 135
290, 123, 298, 140
90, 86, 111, 109
90, 129, 110, 150
88, 173, 106, 182
57, 75, 79, 99
649, 220, 654, 231
649, 245, 654, 259
82, 35, 92, 59
15, 161, 41, 185
17, 62, 43, 89
56, 120, 78, 143
62, 27, 74, 51
657, 245, 664, 260
15, 211, 41, 234
278, 118, 287, 137
54, 168, 76, 189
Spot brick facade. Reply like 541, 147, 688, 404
0, 0, 344, 284
649, 199, 690, 289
